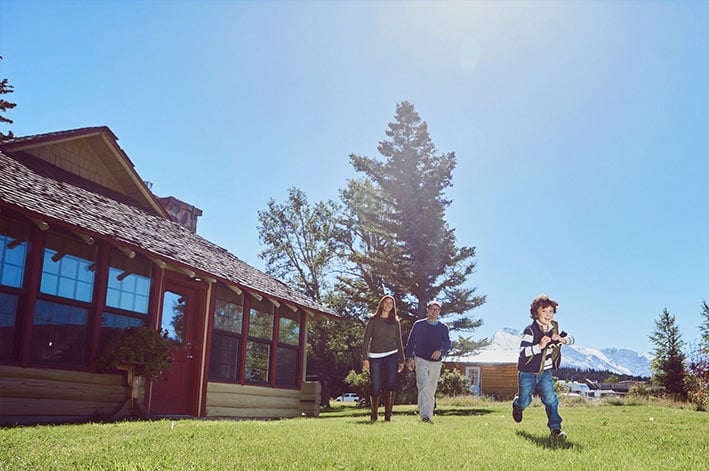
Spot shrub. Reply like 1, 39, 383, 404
554, 380, 571, 395
684, 374, 709, 411
437, 368, 472, 397
601, 396, 625, 406
558, 394, 587, 407
97, 326, 174, 380
343, 369, 370, 404
628, 383, 663, 399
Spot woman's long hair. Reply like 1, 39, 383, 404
372, 295, 399, 324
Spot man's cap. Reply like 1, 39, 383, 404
427, 300, 441, 308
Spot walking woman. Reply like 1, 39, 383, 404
362, 295, 405, 422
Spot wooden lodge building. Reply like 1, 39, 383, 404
445, 349, 518, 400
0, 127, 336, 425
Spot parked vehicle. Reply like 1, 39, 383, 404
336, 393, 360, 402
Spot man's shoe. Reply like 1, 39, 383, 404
512, 403, 523, 423
421, 417, 433, 423
551, 429, 567, 439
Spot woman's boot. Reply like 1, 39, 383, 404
384, 391, 395, 421
370, 395, 379, 422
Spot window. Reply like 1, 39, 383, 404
276, 310, 301, 388
466, 366, 481, 395
244, 297, 274, 384
0, 292, 19, 360
40, 232, 96, 302
105, 250, 151, 314
208, 284, 244, 382
161, 290, 187, 348
0, 216, 29, 361
32, 232, 96, 366
0, 216, 28, 289
278, 313, 300, 346
31, 299, 89, 366
100, 250, 152, 351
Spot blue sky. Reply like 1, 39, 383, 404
1, 1, 707, 354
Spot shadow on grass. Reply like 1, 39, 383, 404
319, 406, 494, 421
434, 408, 494, 417
515, 430, 578, 450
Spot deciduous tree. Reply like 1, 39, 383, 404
257, 187, 338, 302
257, 188, 362, 406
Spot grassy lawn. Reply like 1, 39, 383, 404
1, 399, 707, 470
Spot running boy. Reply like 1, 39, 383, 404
512, 294, 574, 438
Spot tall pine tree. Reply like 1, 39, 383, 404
699, 301, 709, 354
649, 308, 687, 399
345, 101, 485, 348
0, 56, 17, 141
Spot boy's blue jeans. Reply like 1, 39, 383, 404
513, 369, 563, 431
369, 353, 398, 396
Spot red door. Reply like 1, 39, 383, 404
150, 277, 204, 416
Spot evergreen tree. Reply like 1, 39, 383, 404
699, 301, 709, 354
0, 56, 17, 141
649, 308, 687, 399
685, 301, 709, 409
335, 178, 403, 313
345, 101, 485, 342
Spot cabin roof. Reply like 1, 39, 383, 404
0, 129, 336, 318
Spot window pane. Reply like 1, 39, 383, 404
0, 239, 27, 288
213, 299, 243, 333
105, 250, 152, 314
276, 346, 298, 388
209, 332, 240, 381
279, 316, 300, 346
99, 312, 146, 357
101, 312, 145, 329
40, 233, 96, 302
161, 290, 186, 347
0, 216, 29, 289
31, 300, 88, 366
0, 292, 18, 360
248, 308, 273, 340
245, 341, 270, 383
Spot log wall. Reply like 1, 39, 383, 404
446, 362, 518, 400
0, 365, 128, 425
0, 365, 322, 424
478, 363, 518, 400
205, 381, 321, 419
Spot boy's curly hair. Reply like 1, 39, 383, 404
529, 294, 559, 319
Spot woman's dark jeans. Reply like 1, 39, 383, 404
369, 353, 398, 396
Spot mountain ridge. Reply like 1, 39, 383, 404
476, 328, 652, 378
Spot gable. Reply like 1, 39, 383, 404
0, 127, 165, 215
0, 139, 336, 319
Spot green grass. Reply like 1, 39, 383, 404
1, 400, 707, 470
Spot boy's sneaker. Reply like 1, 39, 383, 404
421, 417, 433, 424
551, 429, 567, 439
512, 403, 523, 423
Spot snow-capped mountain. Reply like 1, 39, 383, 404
480, 328, 652, 377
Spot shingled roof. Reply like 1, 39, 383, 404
0, 142, 336, 318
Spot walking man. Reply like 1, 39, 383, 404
405, 300, 451, 423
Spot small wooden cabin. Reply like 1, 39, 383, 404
0, 127, 334, 425
445, 349, 518, 400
